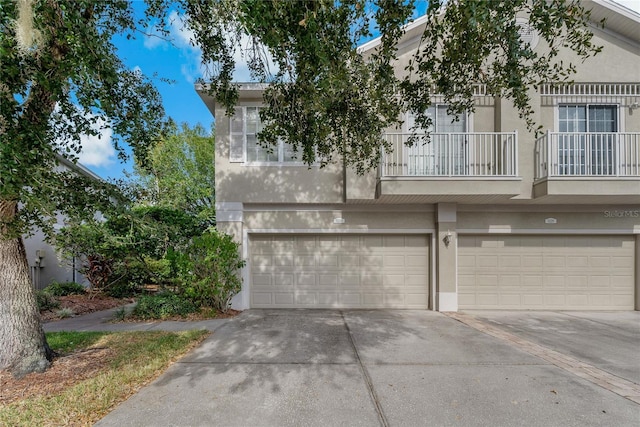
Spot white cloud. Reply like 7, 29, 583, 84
77, 121, 116, 168
143, 29, 165, 49
165, 11, 206, 83
143, 9, 276, 83
169, 11, 195, 48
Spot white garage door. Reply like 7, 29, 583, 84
458, 235, 635, 310
250, 234, 430, 308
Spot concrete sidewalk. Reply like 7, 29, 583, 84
90, 309, 639, 427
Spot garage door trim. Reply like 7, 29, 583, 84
245, 229, 435, 309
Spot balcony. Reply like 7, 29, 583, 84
534, 132, 640, 202
377, 132, 522, 202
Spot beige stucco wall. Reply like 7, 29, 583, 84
457, 207, 640, 233
215, 103, 344, 204
243, 208, 435, 231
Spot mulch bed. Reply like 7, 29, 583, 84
40, 294, 133, 323
0, 347, 114, 405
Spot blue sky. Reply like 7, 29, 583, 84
80, 0, 639, 181
80, 5, 214, 180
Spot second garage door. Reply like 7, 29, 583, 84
458, 235, 635, 310
250, 234, 430, 308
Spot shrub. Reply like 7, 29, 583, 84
131, 293, 197, 320
112, 257, 172, 289
56, 207, 204, 295
104, 280, 139, 298
113, 306, 128, 321
177, 231, 245, 313
43, 281, 86, 296
56, 308, 75, 318
36, 291, 60, 311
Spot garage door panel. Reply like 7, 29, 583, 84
406, 274, 428, 286
612, 256, 634, 267
362, 273, 384, 286
611, 275, 634, 288
274, 293, 293, 305
500, 294, 521, 306
252, 274, 272, 286
253, 292, 272, 305
567, 256, 589, 268
273, 255, 293, 266
566, 275, 588, 288
340, 255, 360, 267
361, 255, 384, 267
297, 273, 316, 287
384, 255, 407, 267
251, 234, 429, 309
499, 256, 521, 268
543, 256, 566, 268
459, 235, 634, 310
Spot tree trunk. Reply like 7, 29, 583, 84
0, 200, 55, 378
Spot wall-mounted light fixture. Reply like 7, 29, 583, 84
443, 230, 453, 247
34, 249, 45, 268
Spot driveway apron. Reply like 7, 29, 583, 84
96, 310, 640, 427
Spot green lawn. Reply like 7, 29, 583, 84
0, 330, 209, 426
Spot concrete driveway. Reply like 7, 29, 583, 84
96, 310, 640, 427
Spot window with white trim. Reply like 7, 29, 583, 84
405, 105, 468, 175
229, 106, 299, 164
406, 105, 467, 133
558, 104, 618, 133
557, 104, 618, 175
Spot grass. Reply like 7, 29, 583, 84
0, 330, 209, 427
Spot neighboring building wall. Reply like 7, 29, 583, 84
24, 223, 87, 290
24, 157, 98, 290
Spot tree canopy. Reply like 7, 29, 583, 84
185, 0, 601, 172
1, 0, 166, 237
134, 122, 216, 225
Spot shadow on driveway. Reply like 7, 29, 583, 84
96, 309, 640, 427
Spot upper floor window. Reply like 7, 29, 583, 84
556, 104, 619, 175
403, 105, 469, 176
558, 104, 618, 133
406, 105, 467, 133
229, 106, 299, 164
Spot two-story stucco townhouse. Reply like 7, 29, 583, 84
198, 0, 640, 312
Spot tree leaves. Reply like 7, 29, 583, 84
1, 0, 166, 237
184, 0, 600, 173
133, 122, 216, 225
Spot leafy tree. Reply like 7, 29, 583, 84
56, 206, 205, 295
0, 0, 166, 377
175, 231, 245, 313
186, 0, 601, 172
135, 122, 216, 224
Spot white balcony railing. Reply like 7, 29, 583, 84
380, 132, 518, 177
535, 132, 640, 179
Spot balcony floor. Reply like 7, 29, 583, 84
533, 177, 640, 204
376, 177, 523, 203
